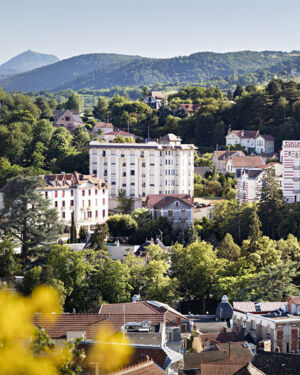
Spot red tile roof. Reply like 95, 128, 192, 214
145, 194, 193, 209
39, 172, 107, 190
105, 130, 135, 137
229, 156, 264, 168
229, 130, 259, 139
200, 363, 247, 375
108, 359, 165, 374
233, 302, 288, 313
149, 91, 164, 99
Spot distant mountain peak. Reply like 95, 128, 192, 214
0, 50, 60, 74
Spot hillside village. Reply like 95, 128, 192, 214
1, 79, 300, 374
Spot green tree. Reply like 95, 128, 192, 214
107, 214, 138, 238
116, 189, 134, 214
93, 97, 109, 121
258, 168, 283, 239
0, 236, 21, 284
112, 135, 135, 143
0, 175, 61, 263
72, 127, 91, 152
69, 212, 77, 243
35, 97, 53, 119
78, 226, 88, 242
248, 205, 262, 253
65, 92, 83, 113
88, 223, 109, 250
218, 233, 241, 261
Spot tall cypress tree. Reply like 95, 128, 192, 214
69, 211, 77, 243
248, 205, 262, 253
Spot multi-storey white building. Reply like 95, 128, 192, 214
282, 140, 300, 203
89, 134, 195, 202
38, 172, 108, 231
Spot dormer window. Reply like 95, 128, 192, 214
175, 201, 179, 207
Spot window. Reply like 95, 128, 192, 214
71, 200, 74, 207
111, 181, 116, 185
130, 182, 135, 186
88, 200, 91, 207
130, 170, 135, 176
55, 191, 58, 198
175, 201, 179, 207
93, 170, 97, 175
150, 163, 154, 166
45, 192, 48, 198
121, 153, 125, 157
62, 190, 65, 197
62, 201, 65, 207
62, 212, 65, 219
95, 189, 98, 195
168, 210, 173, 217
55, 201, 58, 208
103, 198, 105, 205
102, 151, 106, 157
104, 170, 107, 176
95, 210, 98, 218
82, 201, 85, 207
123, 163, 126, 167
122, 183, 126, 187
142, 163, 146, 167
82, 190, 85, 196
89, 190, 91, 196
123, 172, 126, 177
102, 189, 105, 194
141, 151, 144, 157
71, 190, 74, 197
103, 209, 106, 218
88, 211, 92, 218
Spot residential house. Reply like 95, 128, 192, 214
226, 156, 265, 176
53, 109, 83, 132
103, 129, 136, 142
235, 162, 282, 203
182, 341, 253, 375
282, 140, 300, 203
178, 103, 201, 115
0, 172, 108, 233
135, 239, 167, 258
93, 122, 114, 135
212, 150, 245, 174
89, 134, 195, 204
233, 297, 300, 353
143, 91, 166, 110
145, 194, 193, 227
226, 130, 274, 154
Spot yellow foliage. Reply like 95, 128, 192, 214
88, 323, 133, 373
0, 286, 61, 375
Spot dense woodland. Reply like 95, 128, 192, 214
1, 80, 300, 313
1, 50, 300, 92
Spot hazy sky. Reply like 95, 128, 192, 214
0, 0, 299, 64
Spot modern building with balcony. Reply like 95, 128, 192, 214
282, 140, 300, 203
89, 134, 196, 206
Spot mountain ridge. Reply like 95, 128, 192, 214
1, 50, 300, 92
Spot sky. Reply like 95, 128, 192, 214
0, 0, 299, 64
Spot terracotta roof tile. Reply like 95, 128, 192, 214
229, 156, 264, 168
200, 363, 247, 375
108, 359, 166, 374
146, 194, 193, 209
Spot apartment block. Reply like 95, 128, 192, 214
282, 140, 300, 203
89, 134, 196, 199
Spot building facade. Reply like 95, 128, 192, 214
212, 150, 245, 174
226, 156, 264, 176
89, 134, 195, 200
282, 140, 300, 203
226, 129, 274, 154
145, 194, 193, 227
38, 172, 108, 232
53, 109, 83, 132
143, 91, 166, 110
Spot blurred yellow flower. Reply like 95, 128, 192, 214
0, 286, 61, 375
88, 323, 133, 373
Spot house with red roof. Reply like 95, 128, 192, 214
103, 129, 137, 142
145, 194, 194, 228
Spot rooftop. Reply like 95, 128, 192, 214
229, 156, 264, 168
108, 358, 166, 374
251, 350, 300, 375
146, 194, 193, 209
233, 302, 288, 314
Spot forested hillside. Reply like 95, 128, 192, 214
1, 50, 300, 92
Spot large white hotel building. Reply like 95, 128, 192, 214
89, 134, 196, 200
282, 140, 300, 203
